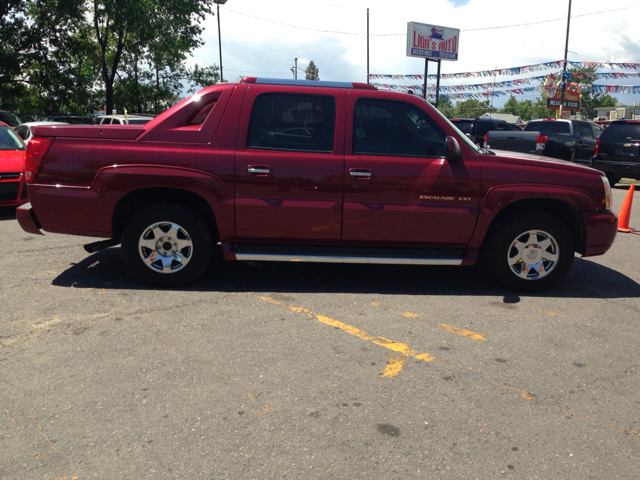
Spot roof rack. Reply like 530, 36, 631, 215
240, 77, 376, 90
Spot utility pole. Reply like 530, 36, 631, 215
559, 0, 572, 119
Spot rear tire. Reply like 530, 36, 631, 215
482, 213, 574, 292
121, 204, 213, 287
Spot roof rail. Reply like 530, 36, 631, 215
240, 77, 376, 90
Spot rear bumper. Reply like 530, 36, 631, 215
593, 158, 640, 178
581, 210, 617, 257
16, 203, 44, 235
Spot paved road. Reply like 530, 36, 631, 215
1, 185, 639, 479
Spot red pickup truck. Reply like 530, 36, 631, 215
18, 77, 617, 292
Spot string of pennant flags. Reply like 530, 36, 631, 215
368, 60, 640, 81
374, 75, 640, 92
369, 60, 640, 100
371, 83, 640, 100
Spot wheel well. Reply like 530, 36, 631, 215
112, 188, 220, 241
483, 198, 586, 255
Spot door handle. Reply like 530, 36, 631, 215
247, 165, 271, 177
349, 168, 373, 180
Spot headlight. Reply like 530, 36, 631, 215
601, 175, 612, 210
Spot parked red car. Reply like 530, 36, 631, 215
17, 78, 618, 291
0, 121, 28, 207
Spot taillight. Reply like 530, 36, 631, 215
25, 137, 53, 183
536, 135, 549, 151
483, 133, 489, 148
594, 138, 600, 157
536, 135, 548, 151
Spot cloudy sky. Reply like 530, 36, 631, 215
190, 0, 640, 109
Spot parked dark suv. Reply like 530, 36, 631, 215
592, 119, 640, 186
449, 117, 522, 145
0, 110, 22, 127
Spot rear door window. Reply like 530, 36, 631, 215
247, 93, 336, 153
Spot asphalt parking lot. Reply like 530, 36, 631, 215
1, 185, 639, 479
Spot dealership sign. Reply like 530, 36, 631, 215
406, 22, 460, 61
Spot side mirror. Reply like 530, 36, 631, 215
444, 136, 462, 161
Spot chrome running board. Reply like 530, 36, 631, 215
233, 246, 463, 266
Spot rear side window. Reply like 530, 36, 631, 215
576, 123, 593, 138
601, 123, 640, 141
525, 121, 570, 135
247, 94, 336, 153
474, 121, 494, 137
495, 123, 521, 132
353, 98, 446, 156
450, 120, 472, 134
592, 125, 603, 139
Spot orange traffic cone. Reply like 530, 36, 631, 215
618, 183, 636, 233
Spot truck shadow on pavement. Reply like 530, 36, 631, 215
51, 246, 640, 300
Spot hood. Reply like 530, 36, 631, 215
0, 149, 26, 173
490, 149, 601, 176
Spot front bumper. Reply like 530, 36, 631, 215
581, 210, 617, 257
16, 203, 44, 235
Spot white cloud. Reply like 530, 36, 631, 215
192, 0, 640, 107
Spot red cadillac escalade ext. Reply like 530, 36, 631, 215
17, 77, 617, 291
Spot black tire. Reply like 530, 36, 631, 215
121, 204, 213, 287
482, 213, 574, 293
605, 172, 621, 186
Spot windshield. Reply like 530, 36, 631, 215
0, 125, 26, 150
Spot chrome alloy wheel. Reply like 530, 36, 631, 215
506, 229, 559, 280
138, 222, 193, 273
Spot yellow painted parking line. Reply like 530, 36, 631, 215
257, 296, 434, 377
370, 302, 487, 341
440, 324, 487, 341
494, 382, 536, 400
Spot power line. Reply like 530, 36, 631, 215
225, 5, 639, 36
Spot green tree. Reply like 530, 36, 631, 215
566, 66, 617, 119
437, 96, 457, 118
30, 0, 216, 114
454, 98, 491, 118
305, 60, 319, 81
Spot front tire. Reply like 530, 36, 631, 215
483, 213, 574, 292
121, 204, 213, 287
